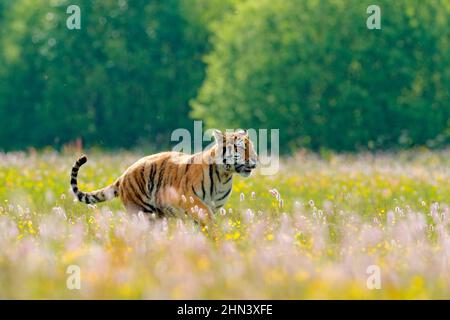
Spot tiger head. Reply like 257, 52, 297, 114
213, 129, 258, 177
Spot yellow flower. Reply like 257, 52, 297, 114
197, 257, 211, 270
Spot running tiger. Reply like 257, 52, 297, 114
70, 129, 258, 227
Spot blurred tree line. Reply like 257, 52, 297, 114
0, 0, 448, 152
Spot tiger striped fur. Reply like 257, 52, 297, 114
70, 130, 258, 227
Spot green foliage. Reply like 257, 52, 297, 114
192, 0, 450, 151
0, 0, 228, 150
0, 0, 448, 152
1, 150, 449, 298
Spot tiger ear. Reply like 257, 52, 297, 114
237, 129, 248, 136
212, 129, 223, 142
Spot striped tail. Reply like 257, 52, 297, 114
70, 155, 119, 204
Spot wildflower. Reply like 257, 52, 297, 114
181, 195, 187, 203
219, 208, 226, 216
245, 209, 254, 221
432, 202, 439, 211
189, 196, 194, 204
387, 211, 395, 225
269, 189, 279, 198
240, 193, 245, 202
308, 200, 315, 207
251, 191, 256, 199
162, 218, 169, 232
279, 199, 284, 208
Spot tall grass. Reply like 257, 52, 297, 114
0, 149, 449, 298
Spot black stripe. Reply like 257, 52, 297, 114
201, 178, 206, 201
215, 165, 221, 183
155, 207, 164, 217
92, 194, 101, 202
130, 178, 150, 209
140, 166, 147, 192
192, 186, 201, 199
148, 165, 156, 195
78, 156, 87, 164
185, 163, 191, 174
137, 199, 156, 213
73, 186, 78, 193
154, 160, 167, 203
135, 169, 148, 198
142, 204, 159, 214
77, 193, 83, 201
135, 194, 152, 210
209, 165, 214, 197
222, 146, 227, 163
71, 177, 77, 185
225, 176, 232, 184
126, 179, 152, 211
217, 187, 231, 201
114, 181, 120, 197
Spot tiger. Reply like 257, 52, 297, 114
70, 129, 258, 228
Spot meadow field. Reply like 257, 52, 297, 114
0, 149, 449, 299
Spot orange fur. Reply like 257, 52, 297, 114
70, 130, 258, 227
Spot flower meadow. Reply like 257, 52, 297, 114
0, 150, 449, 299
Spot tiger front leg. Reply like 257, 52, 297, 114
180, 194, 217, 236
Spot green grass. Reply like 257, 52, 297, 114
0, 149, 449, 299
